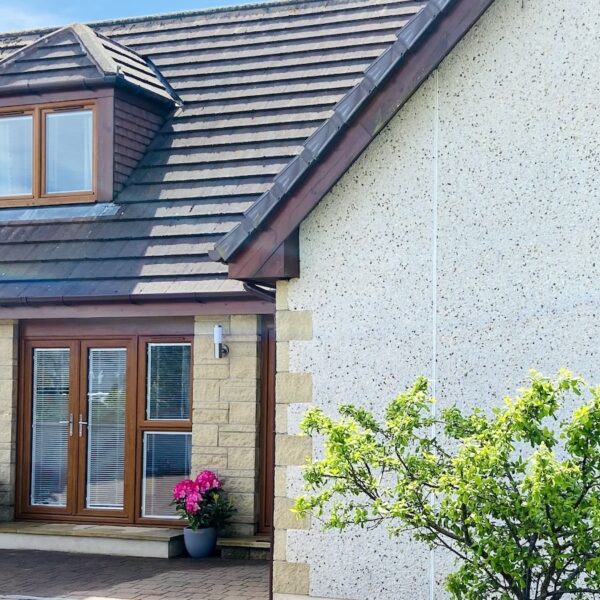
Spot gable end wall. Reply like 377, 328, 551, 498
275, 0, 600, 597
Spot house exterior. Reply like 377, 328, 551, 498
215, 0, 600, 598
0, 0, 421, 545
2, 0, 599, 597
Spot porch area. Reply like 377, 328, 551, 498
0, 522, 271, 560
0, 549, 269, 600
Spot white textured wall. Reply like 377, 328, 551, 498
284, 0, 600, 597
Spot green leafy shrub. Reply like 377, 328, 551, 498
295, 370, 600, 599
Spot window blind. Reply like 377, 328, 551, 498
31, 348, 70, 507
142, 432, 191, 518
146, 343, 191, 420
86, 348, 127, 510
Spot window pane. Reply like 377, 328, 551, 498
86, 348, 127, 510
45, 110, 93, 194
142, 432, 191, 518
31, 348, 70, 507
0, 115, 32, 197
147, 343, 191, 420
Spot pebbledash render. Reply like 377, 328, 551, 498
215, 0, 600, 598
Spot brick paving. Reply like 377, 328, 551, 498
0, 551, 270, 600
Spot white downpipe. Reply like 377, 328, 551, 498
430, 68, 440, 600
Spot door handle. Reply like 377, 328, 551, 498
59, 414, 74, 437
78, 414, 88, 437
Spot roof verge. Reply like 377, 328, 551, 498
212, 0, 496, 271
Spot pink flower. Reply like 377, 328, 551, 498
195, 470, 221, 493
173, 472, 222, 516
185, 490, 202, 513
172, 479, 199, 500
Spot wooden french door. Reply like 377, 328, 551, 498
19, 338, 136, 522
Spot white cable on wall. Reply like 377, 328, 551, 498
430, 67, 440, 600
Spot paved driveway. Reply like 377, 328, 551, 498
0, 550, 270, 600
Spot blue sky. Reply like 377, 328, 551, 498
0, 0, 270, 33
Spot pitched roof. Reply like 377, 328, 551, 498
0, 0, 426, 306
214, 0, 496, 275
0, 24, 175, 103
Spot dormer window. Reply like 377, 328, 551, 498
0, 24, 176, 208
0, 102, 95, 205
45, 107, 93, 195
0, 113, 33, 198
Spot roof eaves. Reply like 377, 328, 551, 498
112, 73, 178, 107
212, 0, 452, 263
0, 291, 254, 308
0, 75, 118, 98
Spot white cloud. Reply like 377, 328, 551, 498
0, 5, 69, 33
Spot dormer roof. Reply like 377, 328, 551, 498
0, 23, 176, 104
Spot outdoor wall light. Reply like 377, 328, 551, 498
214, 324, 229, 359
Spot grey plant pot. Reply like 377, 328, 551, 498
183, 526, 217, 558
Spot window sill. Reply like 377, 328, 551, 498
0, 194, 98, 208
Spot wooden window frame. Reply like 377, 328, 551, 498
0, 99, 100, 208
0, 110, 35, 203
17, 327, 195, 527
76, 338, 137, 521
135, 336, 193, 525
137, 336, 193, 430
18, 339, 81, 519
138, 431, 193, 524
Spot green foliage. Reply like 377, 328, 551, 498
294, 370, 600, 599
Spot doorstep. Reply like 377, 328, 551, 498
217, 535, 271, 560
0, 522, 272, 560
0, 522, 185, 559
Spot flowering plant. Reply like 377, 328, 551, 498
172, 470, 236, 531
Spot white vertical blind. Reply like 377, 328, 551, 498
86, 348, 127, 510
31, 348, 70, 507
142, 432, 191, 518
146, 343, 191, 420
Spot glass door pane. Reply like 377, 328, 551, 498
85, 348, 127, 510
31, 348, 71, 507
142, 432, 191, 519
